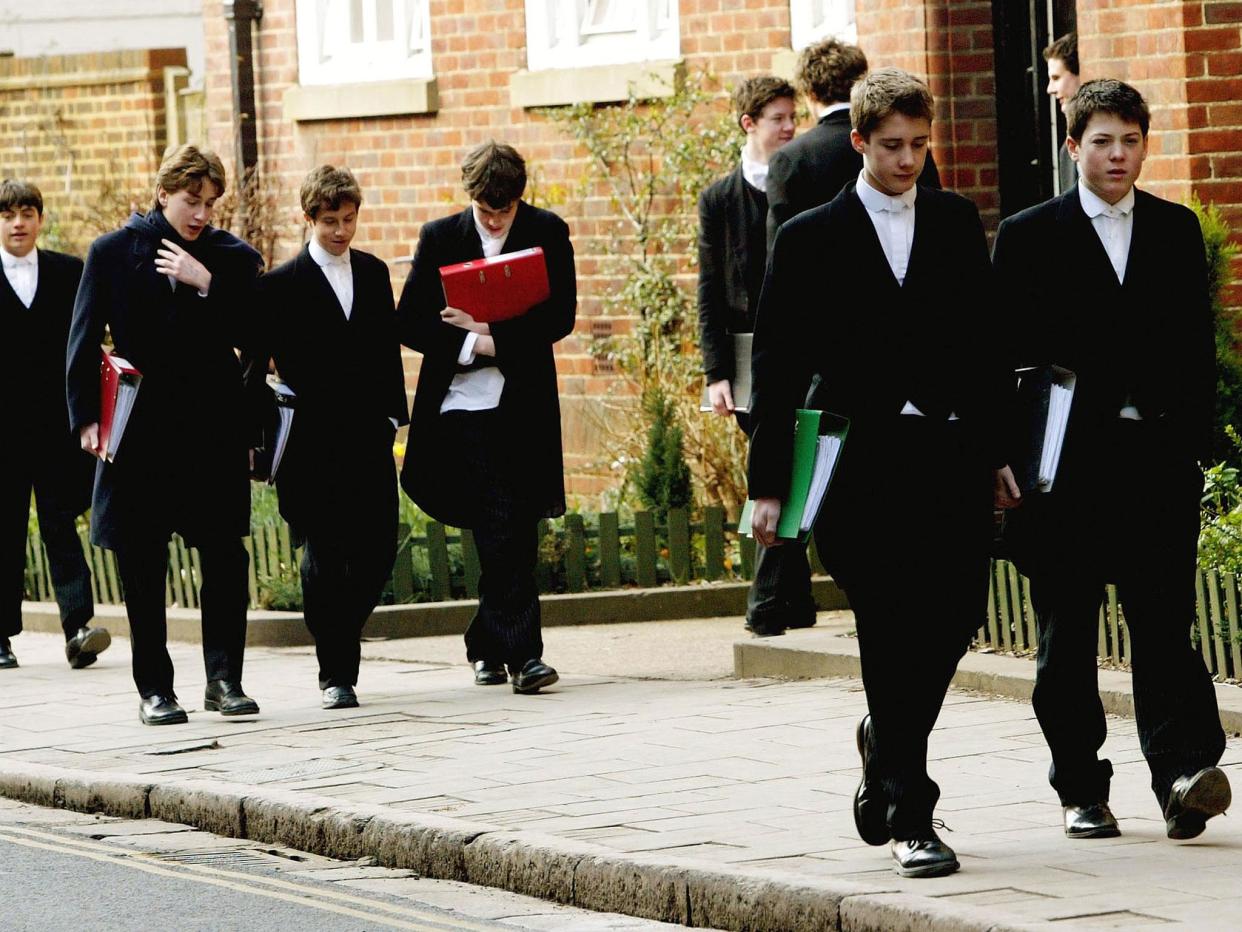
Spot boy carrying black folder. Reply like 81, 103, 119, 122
246, 166, 408, 710
993, 79, 1229, 842
748, 70, 1007, 878
398, 141, 575, 694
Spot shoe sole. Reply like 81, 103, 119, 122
474, 676, 508, 686
139, 713, 188, 726
895, 858, 960, 879
854, 716, 890, 846
68, 629, 111, 669
0, 660, 18, 669
203, 699, 260, 716
513, 671, 559, 694
322, 699, 359, 710
1066, 824, 1122, 839
1168, 768, 1232, 840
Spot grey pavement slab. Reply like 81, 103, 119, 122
0, 622, 1239, 930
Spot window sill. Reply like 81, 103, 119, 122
509, 60, 683, 108
282, 77, 439, 122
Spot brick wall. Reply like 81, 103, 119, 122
0, 48, 185, 254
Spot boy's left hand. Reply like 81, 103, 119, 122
156, 239, 212, 293
993, 465, 1023, 509
441, 305, 490, 334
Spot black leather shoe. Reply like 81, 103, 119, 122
1063, 802, 1121, 839
203, 680, 260, 716
322, 685, 359, 709
511, 659, 558, 694
65, 626, 111, 670
785, 616, 817, 629
140, 695, 188, 726
854, 714, 890, 846
1165, 766, 1231, 840
0, 637, 16, 669
744, 620, 786, 637
891, 830, 959, 878
473, 659, 508, 685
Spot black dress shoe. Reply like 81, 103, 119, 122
0, 637, 16, 669
1165, 766, 1231, 840
511, 659, 558, 694
322, 685, 359, 709
140, 695, 188, 726
891, 829, 959, 878
204, 680, 260, 716
1063, 802, 1121, 839
473, 659, 508, 685
65, 626, 111, 670
854, 714, 890, 846
743, 620, 786, 637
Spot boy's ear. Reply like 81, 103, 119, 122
849, 128, 867, 156
1065, 136, 1080, 162
303, 212, 315, 225
739, 114, 756, 134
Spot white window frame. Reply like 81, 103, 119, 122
296, 0, 433, 86
524, 0, 680, 72
789, 0, 857, 50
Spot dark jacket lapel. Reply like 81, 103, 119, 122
1057, 186, 1123, 288
841, 184, 903, 292
296, 246, 351, 324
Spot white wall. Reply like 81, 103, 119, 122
0, 0, 205, 86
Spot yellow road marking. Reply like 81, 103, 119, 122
0, 825, 495, 932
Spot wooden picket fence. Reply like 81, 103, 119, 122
983, 560, 1242, 681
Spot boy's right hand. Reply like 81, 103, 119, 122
993, 465, 1022, 509
80, 423, 103, 460
751, 497, 784, 548
707, 380, 735, 416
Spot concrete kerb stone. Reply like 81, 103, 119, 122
357, 807, 496, 880
838, 891, 1048, 932
0, 760, 62, 809
241, 788, 375, 860
463, 831, 612, 905
686, 866, 869, 932
147, 778, 248, 839
571, 851, 693, 924
55, 773, 153, 820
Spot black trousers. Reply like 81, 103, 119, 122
736, 411, 815, 628
300, 515, 396, 689
443, 410, 544, 670
1025, 423, 1225, 810
817, 419, 992, 838
114, 536, 249, 699
4, 471, 93, 639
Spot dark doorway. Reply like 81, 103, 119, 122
991, 0, 1077, 218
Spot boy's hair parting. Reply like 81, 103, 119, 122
1042, 32, 1079, 76
0, 178, 44, 215
153, 144, 227, 210
1065, 78, 1150, 140
850, 68, 935, 139
461, 141, 526, 207
795, 38, 868, 105
732, 76, 797, 130
300, 165, 363, 218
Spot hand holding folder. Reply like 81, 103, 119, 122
1011, 365, 1076, 493
98, 349, 142, 462
439, 247, 550, 324
740, 409, 850, 542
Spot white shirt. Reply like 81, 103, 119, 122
1, 245, 37, 307
1078, 183, 1135, 285
439, 213, 509, 413
816, 100, 851, 120
1079, 184, 1142, 419
741, 153, 769, 193
855, 169, 917, 285
308, 238, 354, 319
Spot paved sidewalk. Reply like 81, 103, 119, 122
2, 620, 1241, 930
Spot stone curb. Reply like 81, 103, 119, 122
733, 628, 1242, 735
0, 760, 1043, 932
19, 578, 849, 647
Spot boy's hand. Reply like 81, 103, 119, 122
440, 305, 490, 334
751, 497, 784, 548
473, 334, 496, 357
993, 465, 1023, 509
156, 239, 212, 293
80, 423, 103, 460
707, 380, 735, 416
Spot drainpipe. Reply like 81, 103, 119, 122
223, 0, 262, 242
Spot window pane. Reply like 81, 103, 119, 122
350, 0, 364, 42
377, 0, 395, 41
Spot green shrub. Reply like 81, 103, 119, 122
1200, 426, 1242, 575
635, 387, 693, 522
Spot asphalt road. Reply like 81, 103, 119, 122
0, 800, 694, 932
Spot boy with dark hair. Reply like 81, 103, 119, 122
398, 141, 576, 694
67, 144, 263, 725
698, 76, 813, 637
749, 69, 1005, 878
1, 179, 109, 671
766, 38, 939, 248
993, 78, 1229, 842
247, 165, 408, 709
1043, 32, 1081, 192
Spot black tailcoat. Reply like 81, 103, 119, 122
6, 249, 93, 512
766, 109, 942, 250
66, 212, 263, 549
993, 186, 1215, 577
249, 246, 408, 535
397, 202, 576, 529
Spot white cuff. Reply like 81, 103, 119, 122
457, 331, 480, 365
388, 417, 399, 430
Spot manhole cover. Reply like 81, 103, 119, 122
157, 849, 281, 869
